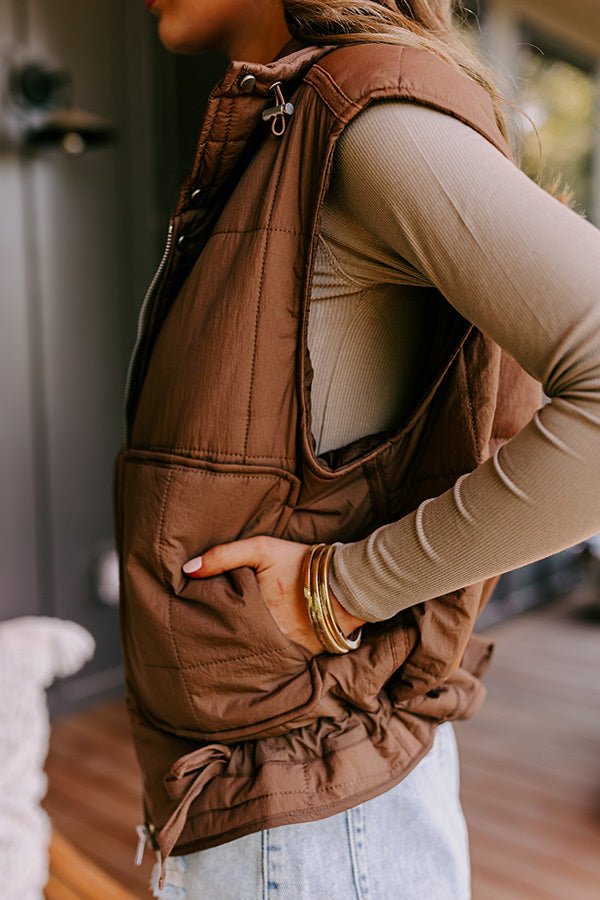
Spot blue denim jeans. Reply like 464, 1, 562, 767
153, 723, 470, 900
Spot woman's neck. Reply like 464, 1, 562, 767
227, 3, 292, 63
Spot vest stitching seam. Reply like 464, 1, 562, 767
144, 639, 295, 670
301, 761, 312, 808
208, 227, 305, 237
195, 722, 421, 783
157, 464, 205, 727
131, 459, 295, 482
176, 740, 436, 837
242, 149, 287, 460
181, 753, 427, 818
305, 77, 354, 120
311, 51, 430, 116
134, 449, 294, 463
156, 463, 175, 593
202, 137, 247, 144
308, 65, 362, 114
164, 469, 288, 484
242, 237, 270, 461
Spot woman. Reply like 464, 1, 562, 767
119, 1, 600, 898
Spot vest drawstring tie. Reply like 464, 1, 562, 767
156, 743, 232, 890
262, 81, 295, 136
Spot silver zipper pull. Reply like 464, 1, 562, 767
262, 81, 294, 136
135, 824, 150, 866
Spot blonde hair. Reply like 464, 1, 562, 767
282, 0, 509, 139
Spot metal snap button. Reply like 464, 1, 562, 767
190, 188, 202, 205
239, 74, 256, 93
177, 233, 186, 248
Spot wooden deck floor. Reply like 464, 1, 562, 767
44, 586, 600, 899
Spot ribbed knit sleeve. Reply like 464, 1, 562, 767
323, 102, 600, 623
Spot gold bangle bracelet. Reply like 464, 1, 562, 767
308, 544, 346, 654
312, 544, 349, 654
303, 544, 335, 653
317, 543, 362, 653
302, 542, 362, 655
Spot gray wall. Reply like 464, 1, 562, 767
0, 0, 163, 710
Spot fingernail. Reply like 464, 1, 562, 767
183, 556, 203, 575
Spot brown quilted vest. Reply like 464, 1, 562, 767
115, 42, 541, 863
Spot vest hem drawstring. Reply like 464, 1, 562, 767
157, 744, 233, 888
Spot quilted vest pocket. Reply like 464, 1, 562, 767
118, 450, 324, 741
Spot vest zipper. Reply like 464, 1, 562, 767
135, 820, 157, 866
123, 223, 174, 445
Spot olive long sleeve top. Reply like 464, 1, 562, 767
306, 102, 600, 623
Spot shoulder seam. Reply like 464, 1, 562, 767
305, 63, 362, 119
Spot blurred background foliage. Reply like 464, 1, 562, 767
459, 2, 597, 217
518, 50, 595, 214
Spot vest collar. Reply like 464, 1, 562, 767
173, 43, 334, 217
211, 43, 334, 99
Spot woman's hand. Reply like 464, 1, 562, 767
182, 536, 365, 655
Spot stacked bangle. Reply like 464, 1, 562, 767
302, 543, 363, 654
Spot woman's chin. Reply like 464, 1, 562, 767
158, 21, 214, 54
